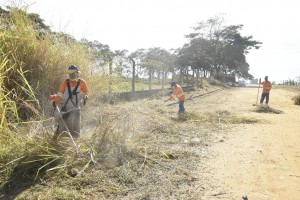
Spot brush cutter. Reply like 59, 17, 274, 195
162, 99, 168, 105
253, 78, 261, 106
52, 102, 78, 148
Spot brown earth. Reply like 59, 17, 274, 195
198, 86, 300, 200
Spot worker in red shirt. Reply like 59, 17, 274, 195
259, 76, 272, 105
165, 81, 186, 114
48, 65, 88, 141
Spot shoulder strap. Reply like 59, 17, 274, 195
73, 79, 81, 106
72, 79, 81, 95
66, 79, 72, 99
63, 79, 81, 108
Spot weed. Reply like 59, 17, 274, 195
292, 95, 300, 105
253, 105, 283, 114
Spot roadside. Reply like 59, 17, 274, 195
199, 86, 300, 200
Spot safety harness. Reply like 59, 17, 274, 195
62, 78, 81, 112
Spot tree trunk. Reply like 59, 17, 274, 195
162, 67, 165, 89
192, 69, 195, 87
109, 59, 112, 94
180, 68, 183, 85
129, 57, 136, 92
148, 67, 152, 90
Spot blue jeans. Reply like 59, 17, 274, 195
178, 101, 185, 114
260, 93, 270, 104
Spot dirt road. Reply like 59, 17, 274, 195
199, 86, 300, 200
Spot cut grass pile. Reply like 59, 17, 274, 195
253, 105, 284, 114
292, 95, 300, 105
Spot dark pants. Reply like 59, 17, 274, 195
260, 93, 270, 104
178, 101, 185, 114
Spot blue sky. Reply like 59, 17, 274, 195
1, 0, 300, 82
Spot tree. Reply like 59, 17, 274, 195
142, 48, 175, 89
181, 15, 261, 82
81, 39, 113, 74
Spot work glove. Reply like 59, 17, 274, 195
48, 94, 61, 104
83, 95, 88, 105
48, 94, 56, 101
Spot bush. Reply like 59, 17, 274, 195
0, 6, 93, 121
292, 95, 300, 105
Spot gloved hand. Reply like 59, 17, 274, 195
48, 94, 61, 104
83, 95, 88, 105
48, 94, 56, 101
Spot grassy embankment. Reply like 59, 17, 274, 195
0, 6, 93, 196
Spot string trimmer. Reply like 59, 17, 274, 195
52, 102, 79, 149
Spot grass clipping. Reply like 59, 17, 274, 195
253, 105, 283, 114
292, 95, 300, 105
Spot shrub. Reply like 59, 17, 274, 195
292, 95, 300, 105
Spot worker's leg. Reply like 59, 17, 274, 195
265, 93, 270, 104
178, 101, 185, 114
68, 109, 81, 139
260, 93, 266, 104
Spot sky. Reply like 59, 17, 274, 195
1, 0, 300, 82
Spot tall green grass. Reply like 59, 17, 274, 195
0, 5, 94, 192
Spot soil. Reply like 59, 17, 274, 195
198, 86, 300, 200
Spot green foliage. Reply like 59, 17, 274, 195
0, 6, 94, 194
180, 15, 261, 81
0, 6, 92, 121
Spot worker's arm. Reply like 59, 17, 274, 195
80, 79, 88, 94
79, 80, 89, 105
48, 80, 66, 104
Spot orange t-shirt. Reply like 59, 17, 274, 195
168, 84, 186, 101
55, 79, 88, 103
58, 79, 88, 95
261, 81, 272, 93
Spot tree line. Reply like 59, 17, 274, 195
81, 16, 261, 91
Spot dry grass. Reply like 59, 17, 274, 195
0, 92, 205, 199
292, 95, 300, 105
0, 5, 93, 198
253, 105, 284, 114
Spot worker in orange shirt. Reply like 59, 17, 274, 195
165, 81, 186, 114
259, 76, 272, 105
48, 65, 88, 141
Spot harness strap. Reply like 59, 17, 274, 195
73, 79, 81, 106
63, 79, 81, 108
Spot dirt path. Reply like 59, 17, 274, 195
199, 86, 300, 200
